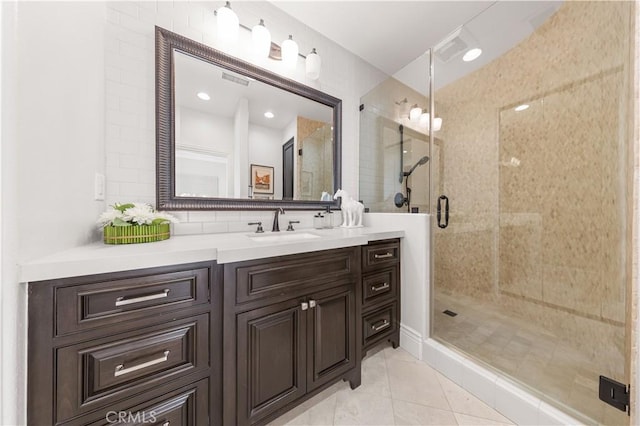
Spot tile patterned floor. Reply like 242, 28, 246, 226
269, 346, 514, 426
433, 293, 627, 425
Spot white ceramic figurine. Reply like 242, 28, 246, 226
333, 189, 364, 228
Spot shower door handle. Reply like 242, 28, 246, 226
437, 195, 449, 229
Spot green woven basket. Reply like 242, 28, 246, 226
103, 223, 171, 245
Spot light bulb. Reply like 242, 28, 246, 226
419, 112, 430, 126
305, 48, 321, 80
197, 92, 210, 101
409, 104, 422, 121
251, 19, 271, 59
281, 35, 299, 69
515, 104, 530, 112
216, 2, 239, 44
433, 117, 443, 131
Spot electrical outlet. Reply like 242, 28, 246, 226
94, 173, 105, 201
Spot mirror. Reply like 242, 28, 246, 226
156, 27, 342, 210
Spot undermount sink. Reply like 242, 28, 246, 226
248, 232, 321, 243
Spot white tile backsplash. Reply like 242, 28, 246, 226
202, 222, 230, 234
172, 222, 204, 236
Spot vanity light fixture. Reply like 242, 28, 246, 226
264, 111, 274, 119
305, 48, 321, 80
213, 3, 321, 79
281, 35, 299, 68
197, 92, 211, 101
419, 112, 429, 126
462, 47, 482, 62
216, 1, 239, 43
409, 104, 422, 121
515, 104, 530, 112
251, 19, 271, 59
419, 112, 443, 132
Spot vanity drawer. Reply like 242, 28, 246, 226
83, 379, 209, 426
55, 265, 210, 336
229, 247, 358, 305
362, 267, 397, 307
363, 302, 397, 347
55, 313, 209, 422
362, 240, 400, 272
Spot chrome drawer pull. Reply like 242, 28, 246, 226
115, 289, 170, 307
374, 252, 394, 259
114, 350, 170, 377
371, 283, 390, 292
371, 319, 390, 332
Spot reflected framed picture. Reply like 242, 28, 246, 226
250, 164, 274, 195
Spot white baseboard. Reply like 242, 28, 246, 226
399, 323, 422, 360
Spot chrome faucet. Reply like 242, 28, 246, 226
272, 208, 285, 232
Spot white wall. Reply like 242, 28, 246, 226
249, 124, 284, 199
2, 2, 107, 424
177, 106, 234, 153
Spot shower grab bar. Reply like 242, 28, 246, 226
437, 195, 449, 229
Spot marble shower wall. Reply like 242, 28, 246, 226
434, 1, 633, 370
296, 117, 333, 201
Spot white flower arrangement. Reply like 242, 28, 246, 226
97, 203, 178, 227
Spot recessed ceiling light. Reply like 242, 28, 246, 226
264, 111, 274, 119
197, 92, 210, 101
462, 48, 482, 62
515, 104, 530, 112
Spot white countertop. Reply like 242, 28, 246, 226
20, 226, 404, 283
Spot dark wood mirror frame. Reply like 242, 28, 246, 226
156, 26, 342, 210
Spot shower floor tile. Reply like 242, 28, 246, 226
433, 293, 627, 425
269, 346, 513, 426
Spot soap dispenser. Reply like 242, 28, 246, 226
324, 206, 334, 229
313, 212, 325, 229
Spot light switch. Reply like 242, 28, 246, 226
94, 173, 105, 201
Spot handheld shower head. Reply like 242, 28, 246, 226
404, 156, 429, 178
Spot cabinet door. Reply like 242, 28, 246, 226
236, 299, 307, 425
306, 283, 357, 391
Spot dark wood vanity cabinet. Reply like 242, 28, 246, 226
223, 247, 362, 426
361, 239, 401, 356
27, 240, 400, 426
27, 261, 221, 426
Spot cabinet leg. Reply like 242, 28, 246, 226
389, 332, 400, 349
344, 368, 361, 390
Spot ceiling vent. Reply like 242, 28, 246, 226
433, 27, 478, 63
221, 72, 250, 86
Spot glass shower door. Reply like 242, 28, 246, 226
431, 2, 633, 424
